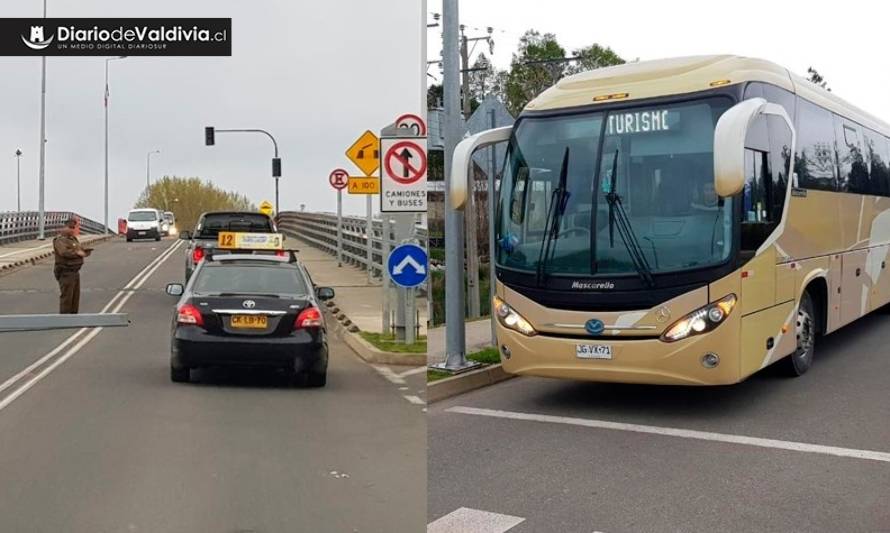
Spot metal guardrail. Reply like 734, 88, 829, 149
277, 211, 428, 286
0, 211, 110, 245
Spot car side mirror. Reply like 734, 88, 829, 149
166, 283, 184, 296
179, 231, 191, 240
316, 287, 335, 301
713, 97, 796, 197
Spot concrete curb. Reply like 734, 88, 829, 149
0, 234, 115, 277
427, 364, 515, 403
326, 305, 425, 367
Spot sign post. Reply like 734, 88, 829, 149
329, 168, 349, 267
346, 130, 381, 284
387, 243, 428, 345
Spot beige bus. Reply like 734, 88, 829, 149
449, 55, 890, 385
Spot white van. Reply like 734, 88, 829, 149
126, 208, 163, 242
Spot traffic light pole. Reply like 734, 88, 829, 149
205, 127, 282, 214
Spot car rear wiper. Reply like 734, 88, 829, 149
604, 149, 655, 288
536, 147, 571, 286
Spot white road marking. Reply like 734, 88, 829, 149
403, 395, 425, 405
373, 365, 406, 385
446, 406, 890, 465
0, 242, 53, 259
428, 507, 525, 533
0, 240, 182, 412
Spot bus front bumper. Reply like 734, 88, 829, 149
495, 317, 741, 386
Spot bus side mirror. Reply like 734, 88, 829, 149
713, 97, 795, 198
449, 126, 513, 210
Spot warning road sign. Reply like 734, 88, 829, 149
348, 176, 380, 195
258, 200, 274, 216
345, 130, 380, 177
329, 168, 349, 190
380, 137, 426, 212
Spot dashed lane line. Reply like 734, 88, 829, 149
427, 507, 525, 533
446, 406, 890, 464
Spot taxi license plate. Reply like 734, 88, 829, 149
231, 315, 268, 329
576, 344, 612, 360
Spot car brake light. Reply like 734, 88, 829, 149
275, 250, 286, 257
177, 304, 204, 326
192, 246, 204, 263
294, 307, 322, 329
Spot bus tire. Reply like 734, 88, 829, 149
780, 291, 816, 377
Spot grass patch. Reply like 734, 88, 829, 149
359, 332, 427, 353
427, 369, 451, 382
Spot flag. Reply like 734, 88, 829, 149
104, 83, 109, 108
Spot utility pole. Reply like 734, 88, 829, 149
146, 150, 160, 189
104, 56, 127, 234
441, 0, 470, 370
37, 0, 47, 240
15, 149, 22, 212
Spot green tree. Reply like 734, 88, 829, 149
135, 176, 256, 233
568, 43, 625, 75
504, 30, 567, 116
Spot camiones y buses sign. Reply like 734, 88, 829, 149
0, 18, 231, 56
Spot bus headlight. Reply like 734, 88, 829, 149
493, 295, 537, 337
661, 294, 736, 342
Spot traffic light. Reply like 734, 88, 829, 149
272, 157, 281, 177
204, 127, 215, 146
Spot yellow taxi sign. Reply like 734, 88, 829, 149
345, 130, 380, 177
217, 231, 284, 250
259, 200, 274, 216
348, 176, 380, 195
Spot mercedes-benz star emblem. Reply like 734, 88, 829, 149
655, 306, 671, 323
242, 300, 256, 309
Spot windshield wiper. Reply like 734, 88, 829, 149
536, 147, 571, 286
604, 149, 655, 288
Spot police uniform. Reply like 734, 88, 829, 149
53, 234, 84, 314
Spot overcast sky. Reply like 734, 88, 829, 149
0, 0, 422, 222
428, 0, 890, 124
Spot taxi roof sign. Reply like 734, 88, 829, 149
259, 200, 274, 216
217, 231, 284, 251
345, 130, 380, 177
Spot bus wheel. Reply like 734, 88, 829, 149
781, 291, 816, 377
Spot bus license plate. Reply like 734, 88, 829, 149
231, 315, 268, 329
576, 344, 612, 360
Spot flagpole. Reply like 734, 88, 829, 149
104, 56, 126, 234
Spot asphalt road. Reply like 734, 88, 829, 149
429, 311, 890, 532
0, 238, 426, 533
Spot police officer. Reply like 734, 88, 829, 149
53, 218, 92, 314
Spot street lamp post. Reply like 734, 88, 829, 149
37, 0, 47, 239
104, 56, 127, 234
146, 150, 160, 190
204, 127, 281, 214
15, 149, 22, 212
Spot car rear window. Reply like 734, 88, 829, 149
196, 213, 273, 238
192, 265, 308, 296
128, 211, 158, 221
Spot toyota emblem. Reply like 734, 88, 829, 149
242, 300, 256, 309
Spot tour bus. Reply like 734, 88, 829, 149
450, 55, 890, 385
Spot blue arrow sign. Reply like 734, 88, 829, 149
387, 243, 428, 288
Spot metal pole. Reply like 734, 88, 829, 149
104, 60, 109, 233
366, 194, 373, 283
382, 213, 391, 335
461, 32, 481, 319
37, 0, 47, 240
336, 189, 343, 267
442, 0, 468, 368
275, 177, 280, 217
488, 108, 498, 345
15, 150, 22, 212
422, 0, 432, 329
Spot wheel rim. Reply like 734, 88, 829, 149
795, 305, 814, 362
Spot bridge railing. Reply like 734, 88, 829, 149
0, 211, 110, 246
277, 211, 428, 289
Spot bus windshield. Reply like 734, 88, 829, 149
496, 96, 734, 280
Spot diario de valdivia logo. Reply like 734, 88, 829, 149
21, 25, 54, 50
0, 18, 231, 56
